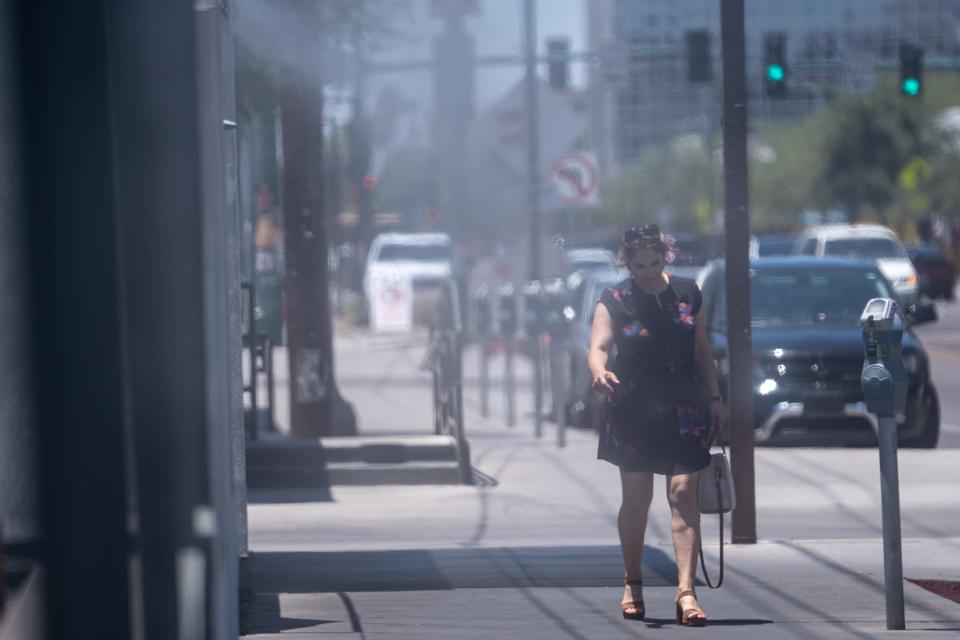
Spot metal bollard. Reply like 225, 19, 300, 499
859, 298, 908, 630
522, 282, 544, 438
479, 341, 490, 419
474, 289, 492, 419
498, 284, 518, 428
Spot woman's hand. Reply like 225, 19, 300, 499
709, 397, 724, 444
591, 370, 621, 394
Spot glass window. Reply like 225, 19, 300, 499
713, 269, 893, 329
377, 244, 451, 262
797, 237, 818, 255
822, 237, 905, 259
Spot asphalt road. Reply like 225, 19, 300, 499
913, 293, 960, 448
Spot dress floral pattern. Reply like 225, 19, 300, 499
596, 276, 712, 475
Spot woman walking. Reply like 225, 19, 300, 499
588, 225, 723, 626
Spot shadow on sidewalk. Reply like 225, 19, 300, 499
246, 544, 682, 594
241, 545, 779, 636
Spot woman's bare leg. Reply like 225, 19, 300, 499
667, 472, 705, 618
619, 470, 654, 612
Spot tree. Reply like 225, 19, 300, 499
596, 138, 717, 234
375, 144, 439, 222
749, 117, 824, 232
816, 89, 932, 223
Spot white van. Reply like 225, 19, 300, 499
793, 224, 918, 306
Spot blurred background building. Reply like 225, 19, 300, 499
588, 0, 960, 176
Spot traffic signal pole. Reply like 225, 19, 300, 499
524, 0, 544, 438
720, 0, 757, 544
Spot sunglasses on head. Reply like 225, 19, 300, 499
624, 225, 660, 242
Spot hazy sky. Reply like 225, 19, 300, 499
472, 0, 586, 106
366, 0, 586, 114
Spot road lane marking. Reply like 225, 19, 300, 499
927, 347, 960, 361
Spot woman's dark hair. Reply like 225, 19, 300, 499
615, 224, 676, 268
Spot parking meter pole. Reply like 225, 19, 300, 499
502, 287, 518, 428
479, 342, 490, 419
533, 290, 544, 439
554, 348, 566, 448
505, 339, 516, 427
476, 293, 491, 419
860, 298, 908, 631
878, 413, 906, 630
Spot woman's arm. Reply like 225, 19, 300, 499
588, 302, 620, 393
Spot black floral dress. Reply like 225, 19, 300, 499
597, 276, 712, 475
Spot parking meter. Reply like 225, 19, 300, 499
859, 298, 908, 415
497, 284, 519, 338
473, 286, 492, 339
859, 297, 907, 630
522, 281, 543, 339
541, 278, 569, 338
497, 284, 518, 427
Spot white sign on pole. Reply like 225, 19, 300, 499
547, 151, 599, 207
369, 273, 414, 333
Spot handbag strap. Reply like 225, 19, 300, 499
698, 457, 725, 589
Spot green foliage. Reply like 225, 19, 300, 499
750, 117, 824, 232
236, 37, 278, 122
926, 153, 960, 217
749, 81, 960, 232
596, 138, 718, 233
234, 0, 409, 121
816, 88, 932, 221
375, 145, 438, 215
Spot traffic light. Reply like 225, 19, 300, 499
686, 30, 712, 83
547, 37, 570, 90
763, 32, 788, 99
899, 44, 924, 97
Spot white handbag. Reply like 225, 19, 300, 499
698, 446, 736, 514
698, 443, 735, 588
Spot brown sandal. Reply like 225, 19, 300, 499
675, 589, 706, 626
621, 579, 645, 620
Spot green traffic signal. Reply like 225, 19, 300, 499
902, 77, 920, 96
767, 64, 784, 82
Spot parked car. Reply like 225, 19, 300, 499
565, 247, 616, 274
363, 232, 452, 321
671, 232, 721, 266
749, 234, 797, 258
906, 244, 956, 301
792, 224, 918, 306
699, 257, 940, 447
557, 267, 626, 429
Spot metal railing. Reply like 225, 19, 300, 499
421, 278, 472, 484
241, 282, 275, 440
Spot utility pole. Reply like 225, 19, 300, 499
432, 3, 475, 241
350, 38, 374, 277
523, 0, 544, 438
281, 4, 356, 437
720, 0, 757, 543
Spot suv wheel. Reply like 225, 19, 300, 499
901, 385, 940, 449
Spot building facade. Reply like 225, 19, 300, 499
587, 0, 960, 177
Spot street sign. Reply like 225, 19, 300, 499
369, 273, 414, 333
546, 152, 598, 206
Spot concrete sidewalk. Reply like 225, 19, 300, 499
242, 332, 960, 638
